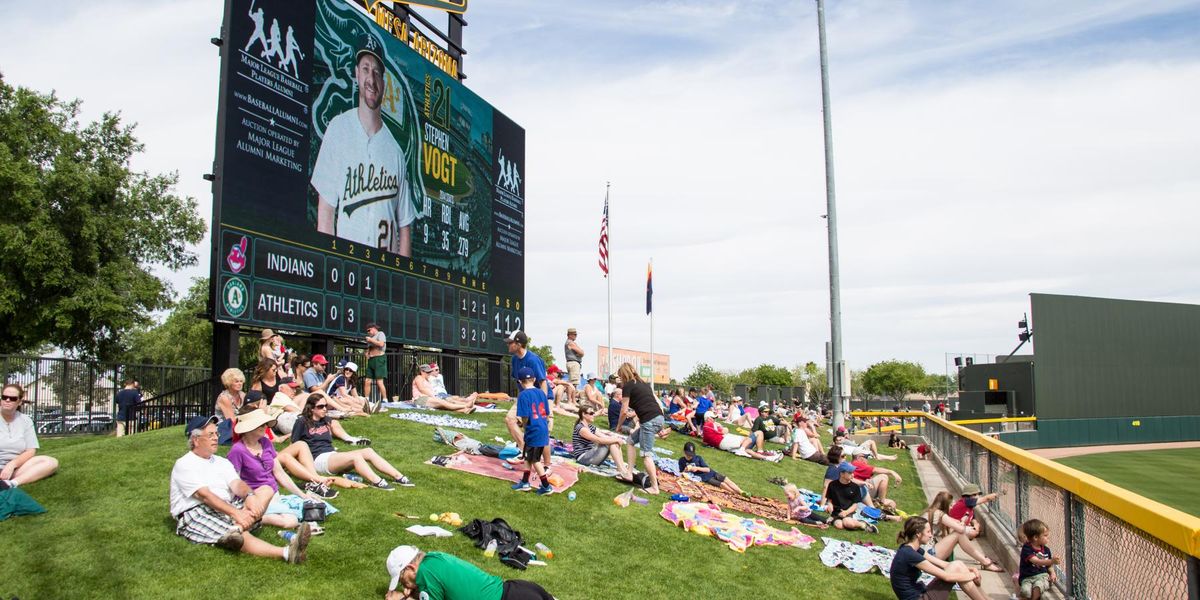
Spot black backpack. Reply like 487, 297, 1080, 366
459, 518, 530, 569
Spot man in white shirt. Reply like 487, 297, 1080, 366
169, 416, 311, 563
311, 34, 415, 256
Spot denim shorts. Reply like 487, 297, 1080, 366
629, 415, 665, 456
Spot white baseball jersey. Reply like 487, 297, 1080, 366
311, 109, 416, 249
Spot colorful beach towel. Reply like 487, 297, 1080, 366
819, 537, 935, 585
390, 412, 487, 430
426, 451, 579, 494
657, 471, 793, 523
659, 501, 815, 553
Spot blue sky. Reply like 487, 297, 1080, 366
1, 0, 1197, 380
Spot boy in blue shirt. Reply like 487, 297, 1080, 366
512, 367, 553, 495
678, 442, 748, 497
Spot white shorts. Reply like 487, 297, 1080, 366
274, 412, 298, 436
719, 435, 745, 451
313, 451, 335, 475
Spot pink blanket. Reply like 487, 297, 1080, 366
430, 452, 578, 494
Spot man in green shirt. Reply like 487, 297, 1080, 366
386, 546, 555, 600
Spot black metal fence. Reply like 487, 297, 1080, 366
125, 379, 218, 435
333, 347, 516, 402
0, 355, 210, 436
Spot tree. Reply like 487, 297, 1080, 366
861, 360, 928, 406
121, 277, 264, 369
732, 363, 792, 386
797, 361, 831, 404
684, 363, 731, 395
922, 373, 956, 402
528, 344, 555, 368
0, 76, 205, 360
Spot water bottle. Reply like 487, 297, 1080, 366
568, 491, 576, 501
534, 542, 553, 559
279, 530, 295, 542
344, 474, 363, 482
484, 539, 498, 557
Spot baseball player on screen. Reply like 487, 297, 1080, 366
312, 34, 415, 256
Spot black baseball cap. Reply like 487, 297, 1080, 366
357, 34, 385, 66
504, 329, 529, 346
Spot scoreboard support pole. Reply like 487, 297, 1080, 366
212, 322, 240, 388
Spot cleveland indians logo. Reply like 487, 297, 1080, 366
226, 236, 248, 273
244, 0, 306, 78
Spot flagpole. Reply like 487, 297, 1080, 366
649, 257, 654, 393
605, 182, 613, 377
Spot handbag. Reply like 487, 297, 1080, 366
301, 500, 327, 522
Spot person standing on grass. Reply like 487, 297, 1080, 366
511, 367, 553, 495
1018, 519, 1060, 599
504, 330, 550, 456
362, 323, 388, 409
0, 383, 59, 490
614, 362, 665, 495
114, 378, 142, 437
890, 516, 987, 600
563, 327, 584, 388
169, 416, 311, 563
385, 545, 555, 600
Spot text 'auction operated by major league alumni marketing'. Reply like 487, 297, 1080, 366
211, 0, 525, 355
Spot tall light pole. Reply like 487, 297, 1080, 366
816, 0, 847, 429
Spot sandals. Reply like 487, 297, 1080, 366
980, 559, 1005, 573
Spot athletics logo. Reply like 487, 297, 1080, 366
496, 149, 522, 195
223, 278, 249, 318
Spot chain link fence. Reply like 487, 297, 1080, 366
925, 416, 1197, 599
1, 354, 210, 436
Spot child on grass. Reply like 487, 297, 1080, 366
511, 367, 554, 495
678, 441, 749, 497
1018, 519, 1061, 599
783, 484, 829, 528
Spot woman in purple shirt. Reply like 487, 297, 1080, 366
227, 408, 322, 532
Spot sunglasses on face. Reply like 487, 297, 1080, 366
314, 404, 328, 409
1, 395, 20, 402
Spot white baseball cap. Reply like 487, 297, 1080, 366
344, 361, 359, 373
386, 545, 420, 591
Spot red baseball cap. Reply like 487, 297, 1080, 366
312, 354, 328, 365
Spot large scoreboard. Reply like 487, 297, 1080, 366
209, 0, 524, 355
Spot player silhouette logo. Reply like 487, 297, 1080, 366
278, 26, 306, 78
244, 1, 269, 55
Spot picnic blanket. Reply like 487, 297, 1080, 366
390, 412, 487, 430
427, 451, 579, 494
265, 494, 340, 520
0, 487, 45, 521
657, 471, 793, 523
659, 501, 815, 553
818, 537, 935, 585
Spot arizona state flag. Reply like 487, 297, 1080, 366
645, 262, 653, 315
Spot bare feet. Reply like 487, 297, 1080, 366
645, 487, 660, 495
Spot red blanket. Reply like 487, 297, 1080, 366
430, 452, 578, 494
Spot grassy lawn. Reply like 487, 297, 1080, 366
1057, 448, 1200, 518
0, 411, 926, 599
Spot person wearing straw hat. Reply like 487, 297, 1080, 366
563, 327, 584, 387
385, 545, 555, 600
169, 415, 312, 563
228, 408, 328, 519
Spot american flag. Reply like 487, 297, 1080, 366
598, 194, 609, 276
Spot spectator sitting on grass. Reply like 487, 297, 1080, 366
890, 516, 987, 600
291, 394, 413, 490
783, 483, 829, 528
169, 415, 311, 563
679, 442, 749, 497
324, 362, 369, 417
0, 383, 58, 490
606, 388, 634, 435
228, 408, 333, 516
385, 545, 555, 600
700, 412, 780, 462
749, 403, 786, 453
411, 364, 478, 413
787, 413, 828, 465
579, 373, 607, 411
824, 462, 879, 533
851, 454, 903, 507
572, 405, 632, 479
922, 491, 1006, 573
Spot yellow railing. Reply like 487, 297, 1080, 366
848, 411, 1035, 433
848, 411, 1200, 558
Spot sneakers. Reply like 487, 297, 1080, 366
393, 474, 415, 487
535, 484, 554, 496
0, 480, 11, 491
864, 523, 879, 534
304, 481, 338, 499
215, 528, 245, 551
372, 478, 395, 491
511, 481, 532, 492
287, 523, 312, 564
